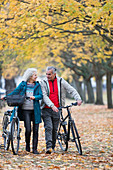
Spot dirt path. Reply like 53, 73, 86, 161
0, 104, 113, 169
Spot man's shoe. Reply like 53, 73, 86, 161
46, 148, 52, 154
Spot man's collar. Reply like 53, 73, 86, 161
49, 76, 57, 82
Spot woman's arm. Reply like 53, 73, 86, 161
33, 84, 43, 100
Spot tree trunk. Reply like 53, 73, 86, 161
106, 72, 113, 108
95, 76, 104, 105
82, 81, 86, 103
85, 79, 95, 103
73, 79, 83, 100
0, 75, 2, 88
0, 69, 2, 108
5, 78, 16, 92
66, 77, 84, 101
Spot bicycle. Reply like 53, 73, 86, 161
0, 97, 22, 155
57, 102, 82, 155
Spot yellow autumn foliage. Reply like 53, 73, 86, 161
0, 0, 112, 78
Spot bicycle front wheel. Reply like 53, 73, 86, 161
11, 118, 20, 155
57, 123, 68, 151
70, 121, 82, 155
2, 115, 10, 150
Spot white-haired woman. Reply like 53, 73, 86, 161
8, 68, 43, 154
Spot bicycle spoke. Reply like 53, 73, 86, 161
2, 115, 10, 150
57, 124, 68, 151
3, 131, 10, 150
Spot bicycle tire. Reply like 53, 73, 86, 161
70, 121, 82, 155
11, 118, 20, 155
57, 123, 68, 151
2, 115, 10, 150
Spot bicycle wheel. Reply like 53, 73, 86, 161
70, 120, 82, 155
57, 122, 68, 151
2, 115, 10, 150
11, 118, 20, 155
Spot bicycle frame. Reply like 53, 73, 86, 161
60, 107, 75, 141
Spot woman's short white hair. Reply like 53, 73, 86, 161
22, 68, 37, 82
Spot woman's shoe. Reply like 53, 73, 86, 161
33, 150, 39, 154
26, 144, 30, 152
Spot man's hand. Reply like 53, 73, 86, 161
1, 97, 5, 100
52, 106, 59, 112
77, 100, 82, 106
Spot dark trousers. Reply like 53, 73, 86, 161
22, 110, 39, 151
42, 108, 60, 150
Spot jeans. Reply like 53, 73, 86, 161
22, 110, 39, 151
42, 108, 60, 149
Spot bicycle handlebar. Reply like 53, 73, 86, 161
25, 97, 30, 100
58, 102, 77, 110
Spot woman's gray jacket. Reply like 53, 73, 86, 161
40, 76, 82, 109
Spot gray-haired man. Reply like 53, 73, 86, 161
40, 66, 82, 154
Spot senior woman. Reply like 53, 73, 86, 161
8, 68, 43, 154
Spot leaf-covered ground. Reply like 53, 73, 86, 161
0, 104, 113, 170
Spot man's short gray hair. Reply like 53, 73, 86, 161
22, 68, 37, 82
46, 66, 57, 74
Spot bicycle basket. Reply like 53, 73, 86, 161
6, 89, 25, 107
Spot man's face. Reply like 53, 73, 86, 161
46, 69, 56, 81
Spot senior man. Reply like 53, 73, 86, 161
40, 66, 82, 154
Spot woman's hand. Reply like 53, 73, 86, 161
30, 96, 35, 100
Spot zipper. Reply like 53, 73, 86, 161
52, 81, 54, 92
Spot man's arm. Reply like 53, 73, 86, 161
62, 78, 82, 105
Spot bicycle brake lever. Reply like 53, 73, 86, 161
58, 107, 62, 110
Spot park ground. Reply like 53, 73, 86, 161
0, 103, 113, 170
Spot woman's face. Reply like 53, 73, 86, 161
30, 72, 37, 82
